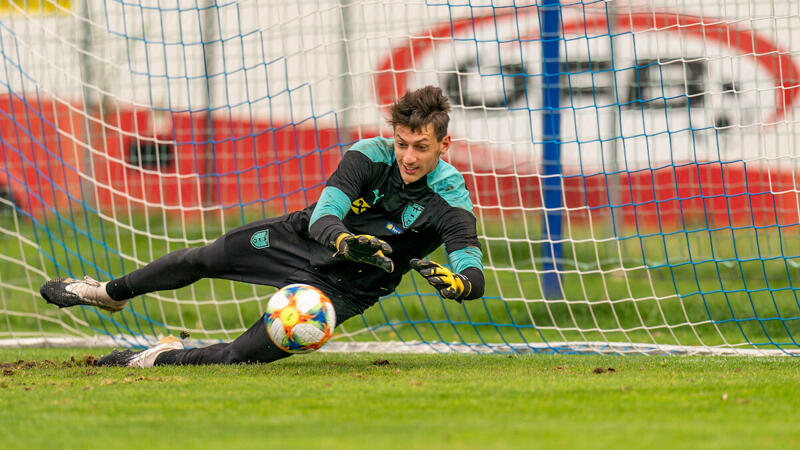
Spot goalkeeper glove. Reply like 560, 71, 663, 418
334, 233, 394, 273
410, 258, 472, 301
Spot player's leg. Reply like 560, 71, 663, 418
38, 212, 303, 312
154, 316, 290, 365
97, 317, 290, 367
98, 288, 368, 367
106, 243, 229, 300
39, 240, 228, 312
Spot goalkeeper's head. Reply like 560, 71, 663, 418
388, 86, 452, 184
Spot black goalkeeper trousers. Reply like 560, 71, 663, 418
104, 214, 369, 365
155, 316, 291, 366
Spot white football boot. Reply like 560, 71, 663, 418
98, 336, 184, 368
40, 276, 128, 312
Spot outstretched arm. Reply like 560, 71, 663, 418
415, 202, 485, 301
308, 184, 353, 248
308, 150, 394, 272
411, 258, 484, 301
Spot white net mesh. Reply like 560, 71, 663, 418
2, 0, 800, 355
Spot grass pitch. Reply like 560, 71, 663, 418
1, 348, 798, 450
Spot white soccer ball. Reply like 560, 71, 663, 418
264, 283, 336, 353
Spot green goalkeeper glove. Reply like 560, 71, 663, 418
334, 233, 394, 273
410, 259, 472, 301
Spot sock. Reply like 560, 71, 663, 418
105, 278, 136, 301
154, 350, 179, 366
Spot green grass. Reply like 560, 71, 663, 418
1, 348, 799, 449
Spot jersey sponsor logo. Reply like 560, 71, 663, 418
402, 203, 424, 228
351, 190, 383, 214
250, 229, 270, 249
385, 222, 403, 234
350, 197, 371, 214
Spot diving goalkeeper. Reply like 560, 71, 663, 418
39, 85, 484, 367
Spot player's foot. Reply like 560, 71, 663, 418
97, 336, 184, 368
39, 276, 128, 313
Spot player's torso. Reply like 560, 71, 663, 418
343, 163, 439, 238
304, 136, 475, 300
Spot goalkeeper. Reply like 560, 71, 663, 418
39, 86, 484, 368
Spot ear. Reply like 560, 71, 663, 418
439, 135, 451, 157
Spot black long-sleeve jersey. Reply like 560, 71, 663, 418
300, 136, 484, 301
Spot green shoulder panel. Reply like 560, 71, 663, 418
426, 160, 474, 214
309, 186, 351, 229
348, 136, 394, 165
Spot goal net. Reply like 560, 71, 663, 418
2, 0, 800, 355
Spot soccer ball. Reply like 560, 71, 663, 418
264, 284, 336, 353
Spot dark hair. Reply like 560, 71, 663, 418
388, 86, 451, 141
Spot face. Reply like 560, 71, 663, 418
393, 123, 451, 184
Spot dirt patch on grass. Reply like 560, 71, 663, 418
0, 355, 99, 376
59, 355, 97, 368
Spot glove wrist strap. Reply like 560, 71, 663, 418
334, 233, 352, 251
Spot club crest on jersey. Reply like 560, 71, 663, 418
402, 203, 424, 228
250, 229, 270, 249
351, 197, 370, 214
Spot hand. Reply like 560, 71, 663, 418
410, 259, 472, 301
334, 233, 394, 273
